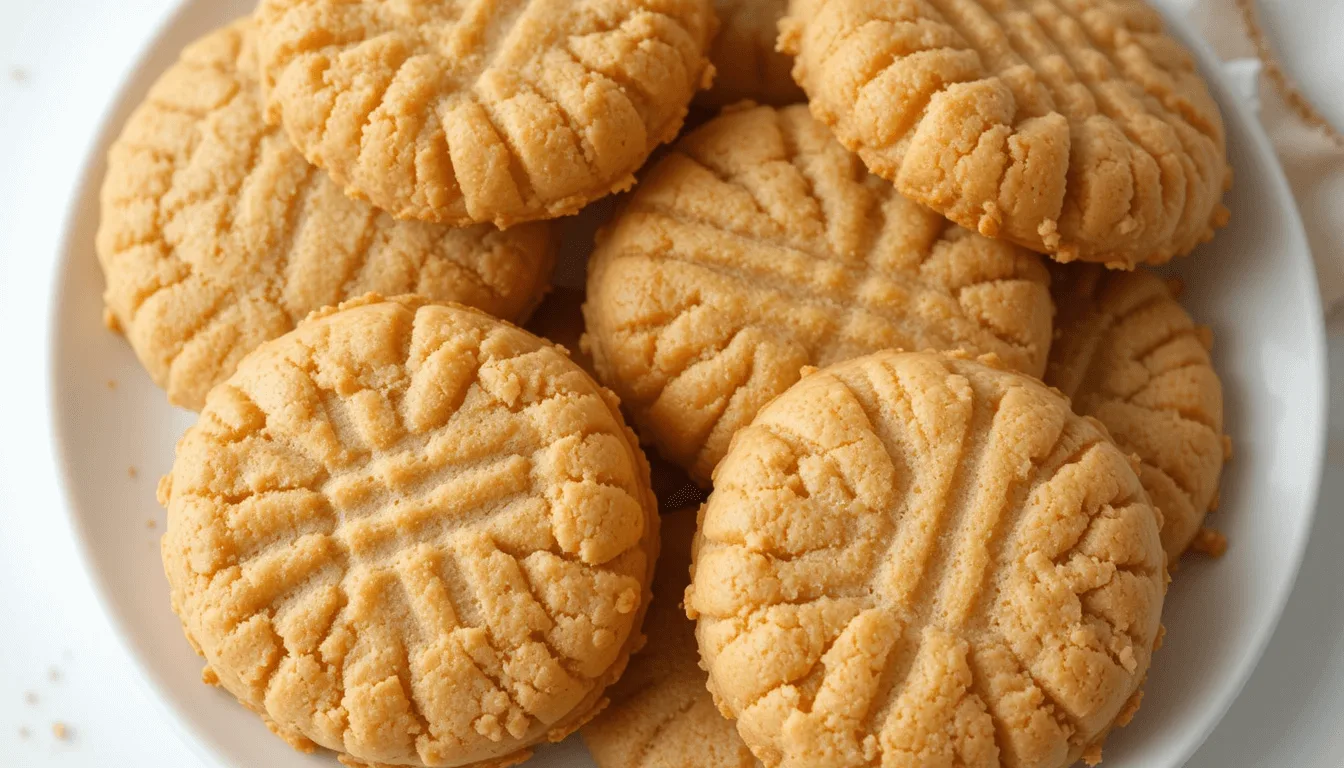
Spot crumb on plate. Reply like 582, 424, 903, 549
1192, 527, 1229, 558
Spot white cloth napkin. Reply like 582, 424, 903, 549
1185, 0, 1344, 312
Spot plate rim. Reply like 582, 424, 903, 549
39, 3, 1329, 768
41, 1, 240, 766
1155, 8, 1328, 764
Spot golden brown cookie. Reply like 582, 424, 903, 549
583, 103, 1053, 485
583, 507, 757, 768
779, 0, 1231, 267
699, 0, 803, 107
160, 294, 658, 768
1046, 263, 1225, 563
687, 350, 1166, 768
97, 21, 555, 412
253, 0, 716, 227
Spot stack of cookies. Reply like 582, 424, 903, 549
96, 1, 1232, 766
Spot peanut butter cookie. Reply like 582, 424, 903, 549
699, 0, 802, 107
583, 507, 756, 768
687, 350, 1166, 768
1047, 264, 1226, 562
584, 104, 1053, 484
254, 0, 716, 227
160, 295, 658, 768
97, 21, 555, 411
779, 0, 1230, 267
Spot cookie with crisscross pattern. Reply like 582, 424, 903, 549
97, 20, 555, 411
780, 0, 1230, 267
160, 294, 658, 768
583, 104, 1053, 485
687, 349, 1166, 768
254, 0, 716, 226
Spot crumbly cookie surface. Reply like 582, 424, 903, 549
97, 21, 555, 411
687, 350, 1166, 768
1047, 264, 1225, 562
583, 104, 1053, 485
583, 507, 757, 768
254, 0, 715, 226
779, 0, 1230, 267
699, 0, 803, 107
160, 295, 658, 768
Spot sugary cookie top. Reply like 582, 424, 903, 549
1047, 264, 1225, 562
254, 0, 716, 226
780, 0, 1230, 267
583, 104, 1052, 484
160, 296, 657, 768
686, 350, 1166, 768
583, 507, 757, 768
97, 20, 554, 411
699, 0, 802, 107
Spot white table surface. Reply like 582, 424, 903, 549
1, 1, 1341, 766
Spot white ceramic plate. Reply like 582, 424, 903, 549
47, 2, 1326, 767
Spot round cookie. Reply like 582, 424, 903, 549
698, 0, 803, 107
97, 20, 555, 412
583, 103, 1054, 485
779, 0, 1231, 267
253, 0, 716, 227
686, 350, 1166, 768
1046, 263, 1226, 563
583, 507, 756, 768
160, 294, 658, 768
